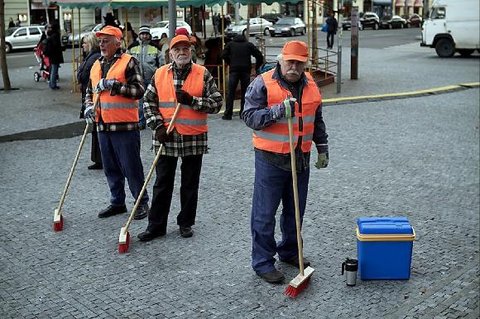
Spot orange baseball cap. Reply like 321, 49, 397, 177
170, 35, 191, 49
282, 41, 308, 62
95, 25, 123, 40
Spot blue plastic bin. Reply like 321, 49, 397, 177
356, 217, 415, 280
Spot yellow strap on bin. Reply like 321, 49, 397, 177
356, 227, 416, 242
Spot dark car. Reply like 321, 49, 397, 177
342, 17, 363, 30
360, 12, 380, 30
260, 13, 284, 24
271, 17, 306, 37
406, 13, 422, 27
380, 15, 408, 29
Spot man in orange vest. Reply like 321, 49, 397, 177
138, 35, 222, 241
83, 25, 149, 220
242, 41, 329, 284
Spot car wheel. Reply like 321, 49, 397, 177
435, 38, 455, 57
34, 72, 40, 82
458, 49, 474, 57
400, 23, 404, 29
290, 28, 295, 37
263, 28, 270, 36
5, 43, 12, 53
300, 27, 306, 35
374, 23, 379, 30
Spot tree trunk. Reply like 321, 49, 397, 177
0, 0, 12, 90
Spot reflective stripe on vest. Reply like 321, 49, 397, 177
154, 63, 207, 135
90, 54, 139, 123
253, 69, 322, 154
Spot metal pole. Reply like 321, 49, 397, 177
350, 6, 358, 80
168, 0, 177, 39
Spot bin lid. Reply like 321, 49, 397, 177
356, 217, 416, 242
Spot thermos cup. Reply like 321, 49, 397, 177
342, 258, 358, 286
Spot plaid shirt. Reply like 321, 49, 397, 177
85, 50, 145, 131
143, 62, 223, 157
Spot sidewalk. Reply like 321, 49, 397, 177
0, 42, 479, 318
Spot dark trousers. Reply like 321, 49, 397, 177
251, 152, 310, 274
327, 32, 335, 49
148, 154, 203, 232
91, 124, 102, 164
225, 71, 251, 118
98, 130, 148, 207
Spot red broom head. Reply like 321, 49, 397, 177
118, 232, 130, 254
284, 277, 310, 298
53, 215, 64, 232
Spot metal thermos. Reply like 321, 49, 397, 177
342, 258, 358, 286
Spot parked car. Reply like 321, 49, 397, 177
64, 23, 103, 47
4, 25, 44, 53
260, 13, 284, 24
271, 17, 306, 37
406, 13, 422, 27
150, 20, 192, 40
380, 15, 408, 29
360, 12, 380, 30
226, 18, 273, 38
342, 17, 363, 30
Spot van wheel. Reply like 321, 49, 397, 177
458, 49, 474, 57
435, 38, 455, 57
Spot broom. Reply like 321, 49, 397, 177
118, 103, 182, 253
284, 113, 315, 298
53, 122, 90, 231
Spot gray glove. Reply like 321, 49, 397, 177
315, 144, 329, 169
95, 78, 116, 93
270, 97, 296, 120
83, 102, 95, 124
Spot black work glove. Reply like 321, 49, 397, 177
176, 89, 194, 106
155, 125, 170, 144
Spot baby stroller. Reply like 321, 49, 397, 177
33, 43, 50, 82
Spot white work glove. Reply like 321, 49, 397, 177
83, 102, 95, 124
94, 78, 116, 93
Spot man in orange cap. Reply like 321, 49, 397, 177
242, 40, 329, 283
138, 35, 222, 241
83, 25, 150, 220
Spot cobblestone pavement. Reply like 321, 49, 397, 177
0, 44, 479, 318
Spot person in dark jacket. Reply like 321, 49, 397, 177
77, 33, 102, 169
326, 12, 338, 49
221, 34, 264, 120
44, 23, 64, 90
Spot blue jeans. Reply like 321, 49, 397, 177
98, 130, 149, 207
251, 151, 310, 274
49, 63, 59, 89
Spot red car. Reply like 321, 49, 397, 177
406, 14, 423, 27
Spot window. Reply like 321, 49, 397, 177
29, 27, 41, 35
431, 7, 445, 19
15, 28, 27, 37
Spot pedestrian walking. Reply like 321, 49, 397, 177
44, 23, 64, 90
8, 18, 15, 28
83, 26, 149, 220
326, 11, 338, 49
138, 35, 223, 241
242, 40, 329, 284
221, 34, 264, 120
77, 33, 102, 170
127, 25, 163, 130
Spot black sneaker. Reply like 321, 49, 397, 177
88, 163, 103, 170
222, 115, 232, 120
138, 227, 166, 242
98, 205, 127, 218
179, 226, 193, 238
256, 269, 285, 284
134, 204, 149, 220
281, 256, 311, 269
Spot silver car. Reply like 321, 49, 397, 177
65, 23, 103, 46
226, 18, 273, 38
4, 26, 44, 53
271, 17, 306, 37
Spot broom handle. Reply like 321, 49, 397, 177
287, 116, 305, 276
123, 103, 182, 231
56, 122, 90, 212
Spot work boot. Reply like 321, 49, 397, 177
134, 204, 149, 220
281, 256, 311, 269
256, 269, 285, 284
98, 205, 127, 218
179, 226, 193, 238
138, 226, 166, 242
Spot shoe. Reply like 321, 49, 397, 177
98, 205, 127, 218
179, 226, 193, 238
51, 86, 60, 90
222, 115, 232, 120
88, 163, 103, 170
281, 256, 311, 269
138, 227, 166, 242
134, 204, 149, 220
256, 269, 285, 284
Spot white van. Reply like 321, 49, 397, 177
421, 0, 479, 57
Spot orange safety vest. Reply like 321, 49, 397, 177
154, 63, 207, 135
253, 69, 322, 154
90, 54, 139, 123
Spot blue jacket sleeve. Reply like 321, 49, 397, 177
242, 75, 278, 130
